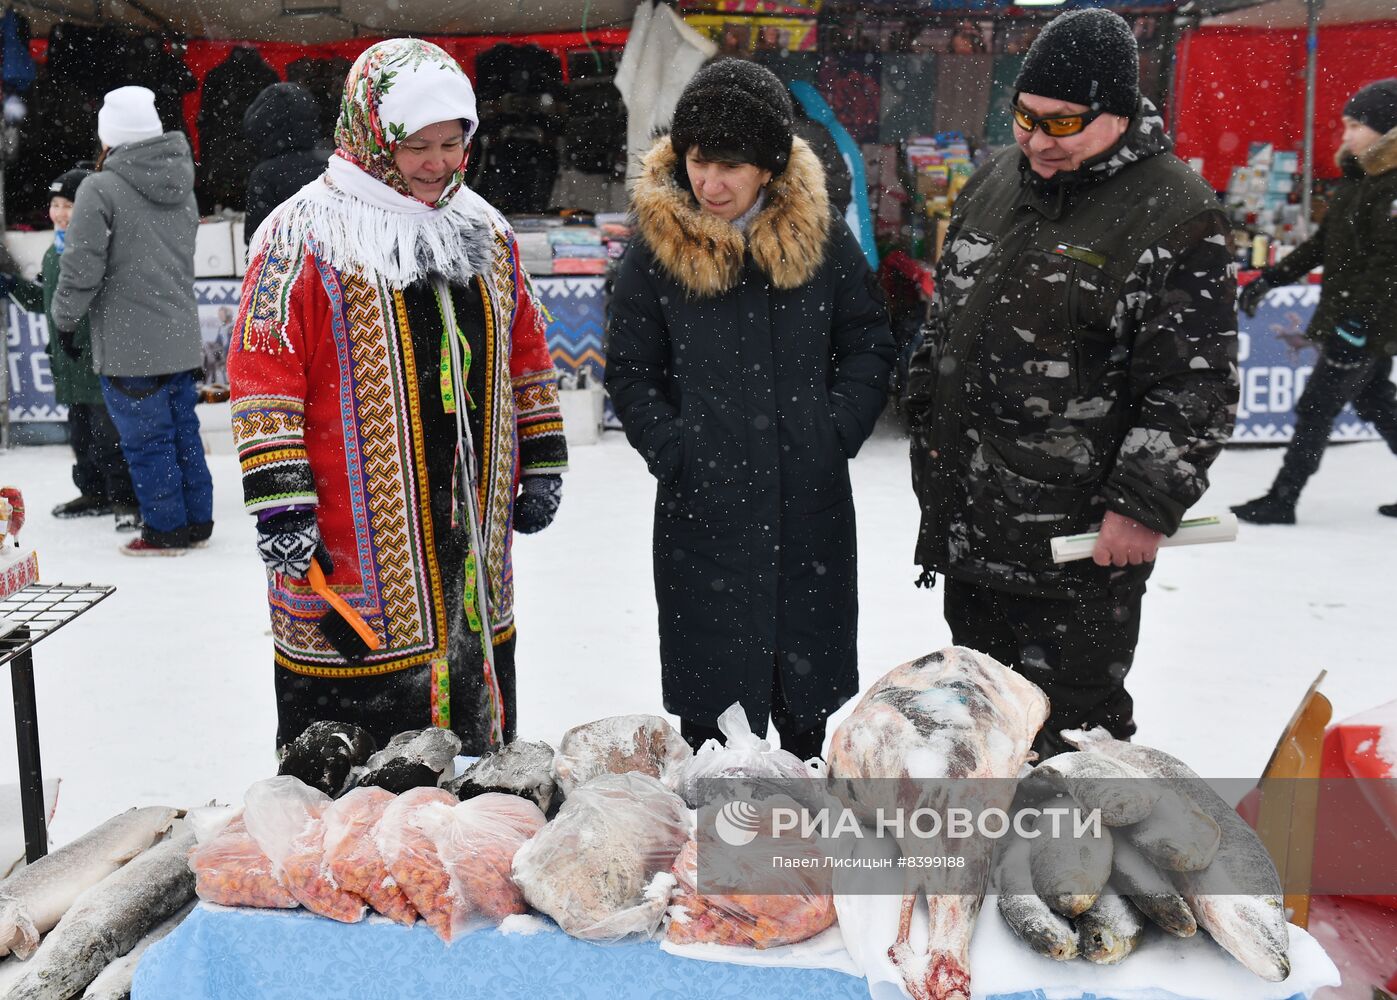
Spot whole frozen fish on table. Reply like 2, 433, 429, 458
7, 830, 197, 1000
1076, 891, 1146, 965
1122, 785, 1221, 873
1064, 727, 1291, 982
1029, 751, 1160, 827
1109, 836, 1197, 938
992, 831, 1078, 961
80, 900, 194, 1000
1028, 798, 1113, 917
828, 646, 1049, 1000
0, 806, 178, 959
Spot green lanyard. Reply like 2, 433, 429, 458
437, 291, 475, 415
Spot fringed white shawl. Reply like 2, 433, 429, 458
248, 154, 507, 289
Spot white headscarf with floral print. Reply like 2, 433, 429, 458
247, 38, 504, 288
335, 38, 479, 206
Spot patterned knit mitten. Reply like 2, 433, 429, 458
256, 510, 333, 578
514, 475, 562, 535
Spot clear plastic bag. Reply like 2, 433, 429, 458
665, 838, 837, 949
434, 793, 547, 922
376, 786, 460, 940
354, 727, 462, 793
188, 813, 299, 910
243, 775, 367, 923
677, 702, 823, 808
449, 740, 558, 815
512, 772, 690, 942
552, 714, 693, 796
322, 786, 418, 925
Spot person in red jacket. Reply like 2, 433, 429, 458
229, 39, 567, 753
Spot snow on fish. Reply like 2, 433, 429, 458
1064, 727, 1291, 982
992, 831, 1078, 961
80, 900, 194, 1000
7, 830, 196, 1000
0, 806, 177, 960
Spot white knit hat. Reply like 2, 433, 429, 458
97, 86, 163, 148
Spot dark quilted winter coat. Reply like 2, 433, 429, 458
1262, 126, 1397, 358
242, 82, 330, 243
606, 136, 894, 732
906, 99, 1240, 599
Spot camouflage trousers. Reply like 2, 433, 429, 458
943, 576, 1146, 759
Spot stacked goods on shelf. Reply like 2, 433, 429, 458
904, 133, 975, 262
509, 215, 631, 276
549, 227, 609, 276
596, 212, 633, 264
1225, 144, 1304, 268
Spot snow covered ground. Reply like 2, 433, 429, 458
0, 420, 1394, 844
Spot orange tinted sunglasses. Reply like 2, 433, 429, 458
1011, 103, 1103, 138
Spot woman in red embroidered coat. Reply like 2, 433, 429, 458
229, 39, 567, 753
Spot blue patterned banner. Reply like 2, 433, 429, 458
534, 276, 607, 384
1234, 282, 1393, 443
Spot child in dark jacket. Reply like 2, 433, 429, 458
6, 169, 138, 530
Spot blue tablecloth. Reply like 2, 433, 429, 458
133, 905, 1310, 1000
134, 906, 868, 1000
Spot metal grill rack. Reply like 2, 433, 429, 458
1, 583, 116, 862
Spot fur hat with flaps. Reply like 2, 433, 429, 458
669, 59, 794, 178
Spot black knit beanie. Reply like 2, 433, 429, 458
670, 58, 794, 177
1014, 9, 1140, 117
48, 168, 91, 203
1344, 79, 1397, 137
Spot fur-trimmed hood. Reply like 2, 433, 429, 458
632, 135, 831, 297
1360, 125, 1397, 177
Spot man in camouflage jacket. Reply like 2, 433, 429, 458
905, 9, 1239, 755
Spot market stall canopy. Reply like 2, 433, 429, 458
1203, 0, 1397, 26
9, 0, 636, 44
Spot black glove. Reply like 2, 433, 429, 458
514, 474, 562, 534
256, 509, 333, 578
1237, 276, 1274, 318
56, 327, 82, 362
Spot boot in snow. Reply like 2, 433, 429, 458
52, 495, 111, 519
1231, 493, 1297, 525
1380, 502, 1397, 518
188, 521, 214, 548
120, 524, 190, 557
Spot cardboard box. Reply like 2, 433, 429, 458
0, 548, 40, 600
194, 220, 236, 278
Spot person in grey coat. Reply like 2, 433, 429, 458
52, 85, 214, 556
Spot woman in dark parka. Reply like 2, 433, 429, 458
605, 59, 894, 760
